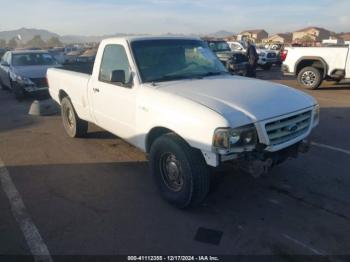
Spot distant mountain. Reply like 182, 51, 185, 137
0, 27, 235, 44
60, 33, 138, 44
205, 30, 235, 38
0, 27, 59, 42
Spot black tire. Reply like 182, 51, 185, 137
13, 84, 25, 101
61, 97, 88, 138
262, 64, 272, 70
0, 78, 9, 90
150, 133, 210, 208
297, 67, 323, 90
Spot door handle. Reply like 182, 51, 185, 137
93, 88, 100, 93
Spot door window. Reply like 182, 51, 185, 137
99, 45, 131, 85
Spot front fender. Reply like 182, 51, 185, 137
135, 87, 229, 153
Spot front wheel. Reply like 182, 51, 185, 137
297, 67, 323, 90
61, 97, 88, 138
13, 84, 25, 101
150, 133, 210, 208
262, 64, 272, 70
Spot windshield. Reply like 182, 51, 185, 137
208, 41, 231, 52
131, 39, 228, 83
12, 53, 57, 66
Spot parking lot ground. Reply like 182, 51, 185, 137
0, 68, 350, 260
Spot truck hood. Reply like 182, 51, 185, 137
13, 65, 61, 78
156, 75, 316, 125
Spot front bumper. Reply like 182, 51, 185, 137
258, 58, 278, 65
226, 140, 310, 177
23, 86, 49, 93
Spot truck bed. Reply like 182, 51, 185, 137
62, 62, 94, 75
284, 46, 349, 75
47, 67, 92, 122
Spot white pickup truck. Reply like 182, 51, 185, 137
282, 46, 350, 89
48, 36, 319, 208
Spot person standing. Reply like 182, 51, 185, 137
246, 40, 258, 78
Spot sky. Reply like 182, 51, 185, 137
0, 0, 349, 36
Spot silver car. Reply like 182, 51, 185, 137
0, 50, 61, 100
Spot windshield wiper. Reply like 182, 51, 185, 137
199, 71, 229, 78
149, 71, 228, 83
150, 74, 201, 83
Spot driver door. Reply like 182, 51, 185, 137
89, 44, 136, 140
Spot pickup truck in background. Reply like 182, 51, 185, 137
48, 36, 319, 208
228, 41, 278, 70
282, 46, 350, 89
205, 40, 249, 76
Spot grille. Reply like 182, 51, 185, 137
265, 111, 312, 146
267, 53, 276, 58
30, 78, 47, 88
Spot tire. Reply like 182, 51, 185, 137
61, 97, 88, 138
0, 78, 9, 91
262, 64, 272, 70
149, 133, 210, 208
297, 67, 323, 90
13, 84, 25, 101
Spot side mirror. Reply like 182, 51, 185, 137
109, 70, 125, 84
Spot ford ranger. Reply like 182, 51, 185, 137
282, 45, 350, 89
47, 36, 319, 208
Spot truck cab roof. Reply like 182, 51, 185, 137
101, 35, 201, 44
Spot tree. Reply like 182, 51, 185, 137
301, 35, 314, 43
26, 35, 46, 48
0, 39, 6, 48
8, 37, 18, 49
46, 37, 63, 48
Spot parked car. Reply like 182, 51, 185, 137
48, 36, 319, 208
48, 48, 66, 64
267, 44, 284, 65
0, 50, 62, 100
76, 48, 97, 63
206, 40, 248, 76
256, 46, 279, 70
229, 41, 278, 70
282, 45, 350, 89
64, 50, 83, 64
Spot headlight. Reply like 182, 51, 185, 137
313, 104, 320, 127
14, 74, 34, 86
213, 125, 257, 153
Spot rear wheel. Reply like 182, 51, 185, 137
297, 67, 323, 90
150, 133, 210, 208
61, 97, 88, 138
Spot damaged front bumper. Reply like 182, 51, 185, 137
220, 140, 311, 178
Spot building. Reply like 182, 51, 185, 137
262, 33, 292, 44
292, 27, 331, 43
240, 29, 268, 42
223, 35, 237, 42
338, 33, 350, 42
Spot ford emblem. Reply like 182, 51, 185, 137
287, 124, 298, 132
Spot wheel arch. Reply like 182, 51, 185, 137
58, 89, 69, 103
146, 126, 185, 153
295, 56, 328, 77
